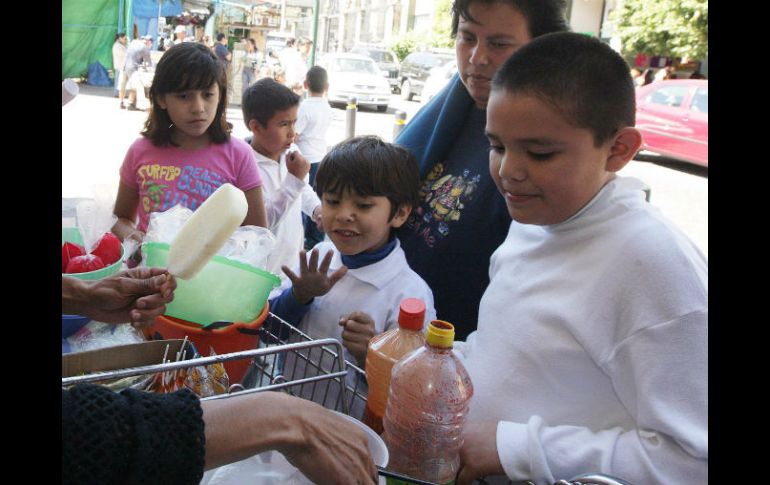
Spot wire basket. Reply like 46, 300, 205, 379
61, 312, 368, 418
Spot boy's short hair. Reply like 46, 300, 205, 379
305, 66, 328, 94
451, 0, 569, 39
242, 77, 301, 128
315, 136, 420, 220
491, 32, 636, 146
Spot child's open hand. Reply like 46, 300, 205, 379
286, 149, 310, 181
339, 311, 376, 367
282, 248, 347, 305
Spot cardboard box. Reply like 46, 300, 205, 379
62, 339, 195, 378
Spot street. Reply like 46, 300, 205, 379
62, 84, 707, 256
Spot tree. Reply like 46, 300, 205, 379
388, 0, 454, 60
611, 0, 707, 61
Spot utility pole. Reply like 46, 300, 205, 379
310, 0, 320, 66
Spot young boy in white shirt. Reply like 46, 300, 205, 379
453, 32, 708, 485
267, 136, 436, 409
296, 65, 334, 249
241, 78, 323, 283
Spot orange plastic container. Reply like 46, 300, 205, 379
145, 302, 270, 384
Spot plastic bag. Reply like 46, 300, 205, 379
143, 204, 277, 271
65, 320, 146, 354
75, 184, 119, 253
218, 226, 276, 270
203, 451, 312, 485
148, 344, 229, 398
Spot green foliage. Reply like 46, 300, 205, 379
388, 0, 455, 61
610, 0, 708, 60
389, 31, 425, 61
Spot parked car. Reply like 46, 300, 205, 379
318, 53, 392, 112
398, 50, 455, 101
349, 46, 401, 93
420, 59, 457, 106
635, 79, 708, 167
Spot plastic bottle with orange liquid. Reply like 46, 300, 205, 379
362, 298, 427, 434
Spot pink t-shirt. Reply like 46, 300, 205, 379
119, 136, 262, 231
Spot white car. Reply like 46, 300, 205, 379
319, 53, 392, 112
420, 60, 457, 106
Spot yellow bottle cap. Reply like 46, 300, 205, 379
426, 320, 455, 348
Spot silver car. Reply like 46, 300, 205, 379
349, 46, 401, 93
319, 53, 392, 112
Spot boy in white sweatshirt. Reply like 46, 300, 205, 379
454, 32, 707, 485
242, 78, 322, 284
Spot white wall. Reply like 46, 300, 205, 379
569, 0, 604, 37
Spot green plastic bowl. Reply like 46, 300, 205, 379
142, 242, 280, 326
61, 227, 124, 281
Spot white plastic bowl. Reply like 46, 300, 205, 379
201, 412, 388, 485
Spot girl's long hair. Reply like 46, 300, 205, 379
142, 42, 231, 146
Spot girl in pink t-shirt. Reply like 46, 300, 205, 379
112, 42, 267, 245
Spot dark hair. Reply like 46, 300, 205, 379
286, 37, 296, 47
216, 33, 226, 42
115, 32, 126, 41
142, 42, 231, 146
451, 0, 568, 38
491, 32, 636, 146
305, 66, 328, 93
315, 136, 420, 220
241, 77, 301, 129
246, 38, 257, 50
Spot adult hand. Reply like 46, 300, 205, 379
339, 311, 376, 367
202, 392, 378, 484
286, 149, 310, 181
63, 267, 176, 327
279, 396, 378, 485
456, 421, 505, 484
282, 248, 347, 304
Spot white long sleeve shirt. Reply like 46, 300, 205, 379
253, 146, 321, 280
295, 97, 334, 164
455, 176, 707, 484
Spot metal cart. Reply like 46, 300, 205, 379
61, 312, 632, 485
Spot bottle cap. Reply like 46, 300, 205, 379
426, 320, 454, 348
398, 298, 426, 331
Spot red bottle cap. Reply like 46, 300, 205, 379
398, 298, 426, 330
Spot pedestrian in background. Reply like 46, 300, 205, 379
240, 37, 260, 95
641, 68, 654, 86
112, 32, 128, 97
278, 37, 308, 96
295, 66, 334, 249
214, 33, 233, 94
119, 35, 153, 111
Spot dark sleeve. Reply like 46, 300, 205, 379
269, 286, 312, 327
63, 384, 205, 485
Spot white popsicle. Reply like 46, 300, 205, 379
167, 183, 248, 280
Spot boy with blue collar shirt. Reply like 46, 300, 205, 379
453, 33, 707, 484
269, 136, 436, 371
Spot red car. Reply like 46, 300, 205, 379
635, 79, 708, 167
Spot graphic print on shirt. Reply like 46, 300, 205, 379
137, 163, 226, 215
405, 162, 481, 247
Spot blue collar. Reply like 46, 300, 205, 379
340, 236, 397, 269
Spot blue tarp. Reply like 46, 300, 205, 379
86, 61, 113, 86
132, 0, 183, 19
